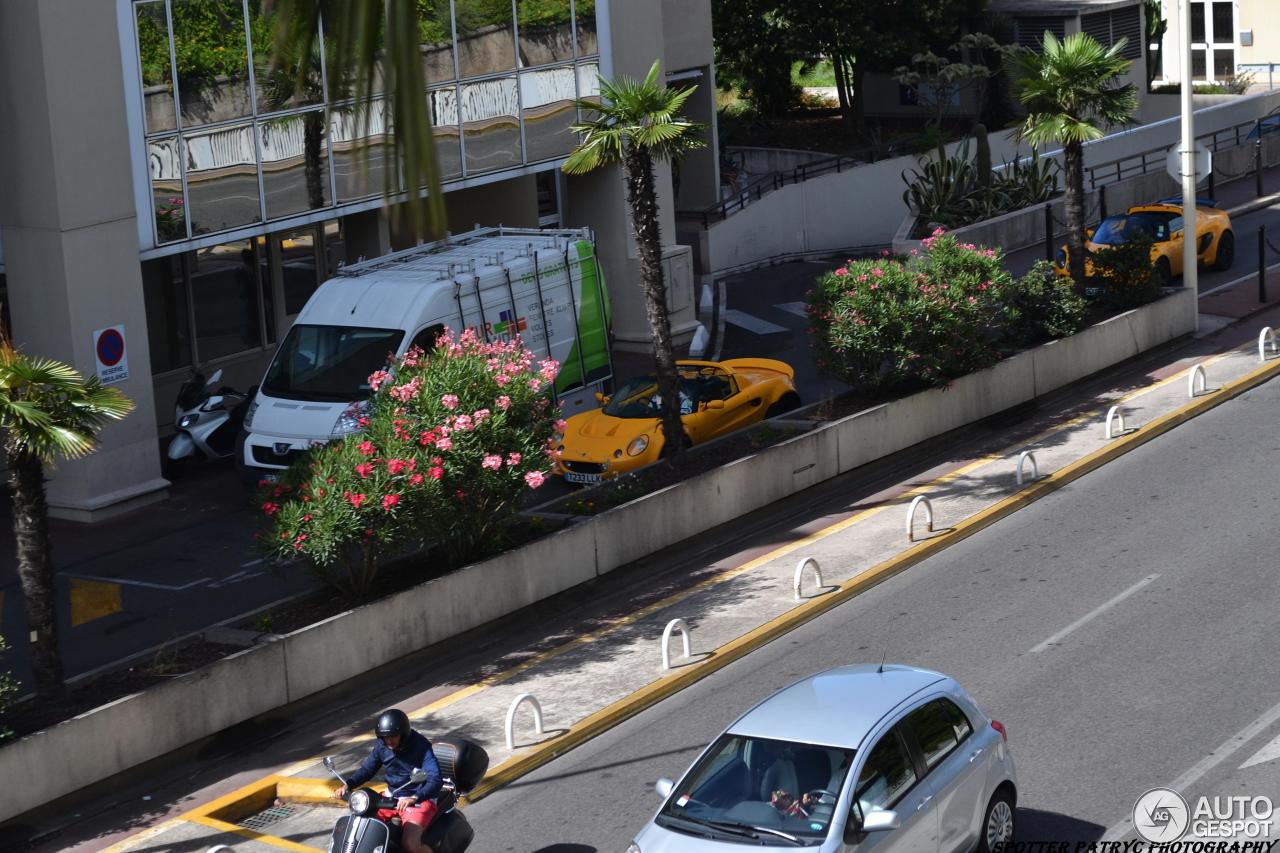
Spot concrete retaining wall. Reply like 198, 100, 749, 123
0, 288, 1196, 822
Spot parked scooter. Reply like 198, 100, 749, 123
322, 737, 488, 853
167, 368, 251, 468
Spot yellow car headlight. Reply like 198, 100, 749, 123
626, 435, 649, 457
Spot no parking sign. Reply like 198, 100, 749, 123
93, 325, 129, 385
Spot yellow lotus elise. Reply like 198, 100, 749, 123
556, 359, 801, 485
1055, 197, 1234, 285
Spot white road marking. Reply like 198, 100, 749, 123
1102, 696, 1280, 841
208, 570, 264, 589
1200, 261, 1280, 298
1240, 731, 1280, 770
724, 309, 787, 335
240, 557, 268, 568
774, 302, 809, 318
1029, 574, 1160, 653
65, 572, 212, 591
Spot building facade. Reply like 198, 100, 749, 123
0, 0, 718, 520
1156, 0, 1280, 88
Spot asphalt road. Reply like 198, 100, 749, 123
463, 370, 1280, 850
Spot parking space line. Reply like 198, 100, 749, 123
1029, 574, 1159, 653
724, 309, 788, 334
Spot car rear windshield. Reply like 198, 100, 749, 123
1092, 212, 1177, 245
262, 324, 403, 402
655, 733, 854, 845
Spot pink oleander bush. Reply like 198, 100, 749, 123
258, 328, 563, 597
808, 230, 1085, 396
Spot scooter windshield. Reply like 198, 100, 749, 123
263, 324, 404, 402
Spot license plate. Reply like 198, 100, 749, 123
563, 471, 602, 485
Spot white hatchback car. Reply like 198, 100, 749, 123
629, 664, 1016, 852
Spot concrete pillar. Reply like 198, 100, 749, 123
342, 208, 392, 265
0, 0, 167, 520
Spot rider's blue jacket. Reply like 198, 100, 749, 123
347, 730, 443, 804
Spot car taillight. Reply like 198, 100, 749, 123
991, 720, 1008, 742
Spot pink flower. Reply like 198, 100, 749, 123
554, 419, 568, 433
496, 394, 512, 411
453, 414, 474, 432
857, 274, 868, 283
524, 470, 546, 489
834, 267, 849, 277
539, 359, 559, 382
507, 452, 522, 466
482, 454, 503, 470
368, 370, 392, 392
435, 436, 453, 451
261, 501, 280, 517
429, 466, 444, 480
495, 373, 510, 387
931, 227, 946, 237
441, 394, 459, 410
409, 473, 425, 486
400, 345, 424, 367
382, 494, 400, 510
346, 492, 367, 509
386, 459, 408, 475
389, 377, 422, 402
872, 268, 884, 278
528, 378, 542, 392
473, 408, 491, 424
355, 462, 375, 479
881, 249, 891, 258
358, 440, 376, 456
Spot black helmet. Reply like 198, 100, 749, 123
375, 709, 411, 745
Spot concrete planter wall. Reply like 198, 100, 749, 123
0, 289, 1195, 822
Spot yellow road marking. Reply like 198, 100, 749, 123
69, 578, 121, 627
189, 815, 321, 853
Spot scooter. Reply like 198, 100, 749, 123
167, 368, 251, 466
322, 736, 488, 853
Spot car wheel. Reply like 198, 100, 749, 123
1155, 257, 1173, 288
1213, 230, 1235, 271
978, 790, 1016, 853
765, 392, 802, 419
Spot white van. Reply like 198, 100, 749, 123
239, 226, 612, 477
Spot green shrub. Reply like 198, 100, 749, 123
1002, 261, 1088, 348
1088, 236, 1160, 309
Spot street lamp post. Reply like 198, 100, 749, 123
1180, 0, 1199, 332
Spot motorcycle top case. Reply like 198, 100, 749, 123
432, 736, 488, 793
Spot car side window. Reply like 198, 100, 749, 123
410, 323, 445, 353
854, 728, 917, 813
1169, 216, 1184, 235
906, 698, 973, 771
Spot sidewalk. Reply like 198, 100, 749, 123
92, 275, 1280, 851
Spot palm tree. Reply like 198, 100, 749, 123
1, 343, 133, 698
562, 61, 706, 457
1007, 32, 1137, 288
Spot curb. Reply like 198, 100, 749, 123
464, 350, 1280, 802
1226, 190, 1280, 219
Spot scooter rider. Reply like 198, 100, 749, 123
334, 709, 443, 853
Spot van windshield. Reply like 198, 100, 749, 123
263, 324, 404, 402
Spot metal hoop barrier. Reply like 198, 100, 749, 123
906, 495, 934, 542
1104, 406, 1126, 440
207, 847, 236, 853
661, 618, 692, 670
1261, 327, 1278, 362
794, 557, 824, 601
504, 693, 545, 751
1188, 363, 1208, 398
1015, 451, 1038, 485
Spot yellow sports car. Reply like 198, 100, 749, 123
1055, 197, 1234, 285
556, 359, 801, 485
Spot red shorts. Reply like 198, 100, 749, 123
375, 799, 438, 828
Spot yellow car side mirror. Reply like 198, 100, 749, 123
595, 392, 609, 405
1086, 228, 1095, 239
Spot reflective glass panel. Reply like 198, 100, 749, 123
171, 0, 253, 127
248, 0, 323, 113
517, 0, 574, 65
259, 109, 330, 219
521, 68, 576, 162
331, 99, 397, 202
1212, 2, 1232, 43
280, 228, 320, 315
1191, 2, 1206, 43
461, 76, 521, 174
149, 136, 188, 243
455, 0, 517, 77
1192, 48, 1207, 80
418, 0, 456, 84
190, 239, 265, 360
136, 1, 177, 132
430, 87, 464, 181
575, 0, 598, 57
183, 123, 263, 233
141, 255, 192, 374
1214, 49, 1234, 80
322, 219, 346, 279
576, 62, 601, 114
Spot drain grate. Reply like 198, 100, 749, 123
239, 804, 297, 831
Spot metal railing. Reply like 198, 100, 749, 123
1085, 115, 1270, 191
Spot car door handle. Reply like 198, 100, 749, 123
969, 748, 984, 763
916, 795, 933, 811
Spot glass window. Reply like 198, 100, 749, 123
262, 324, 405, 401
331, 99, 397, 202
536, 169, 559, 224
280, 228, 320, 316
430, 87, 464, 181
906, 699, 972, 770
854, 730, 917, 814
171, 0, 253, 127
1190, 2, 1206, 43
418, 0, 457, 84
461, 76, 521, 174
1191, 49, 1207, 81
141, 255, 193, 374
183, 123, 263, 233
410, 323, 446, 351
521, 67, 577, 162
248, 0, 323, 114
189, 240, 265, 360
136, 1, 177, 133
322, 219, 346, 279
1212, 2, 1233, 43
1214, 49, 1234, 80
259, 109, 330, 219
148, 137, 188, 243
455, 0, 517, 78
518, 0, 574, 66
575, 0, 598, 57
576, 62, 601, 115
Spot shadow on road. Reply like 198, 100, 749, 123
1019, 807, 1107, 842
